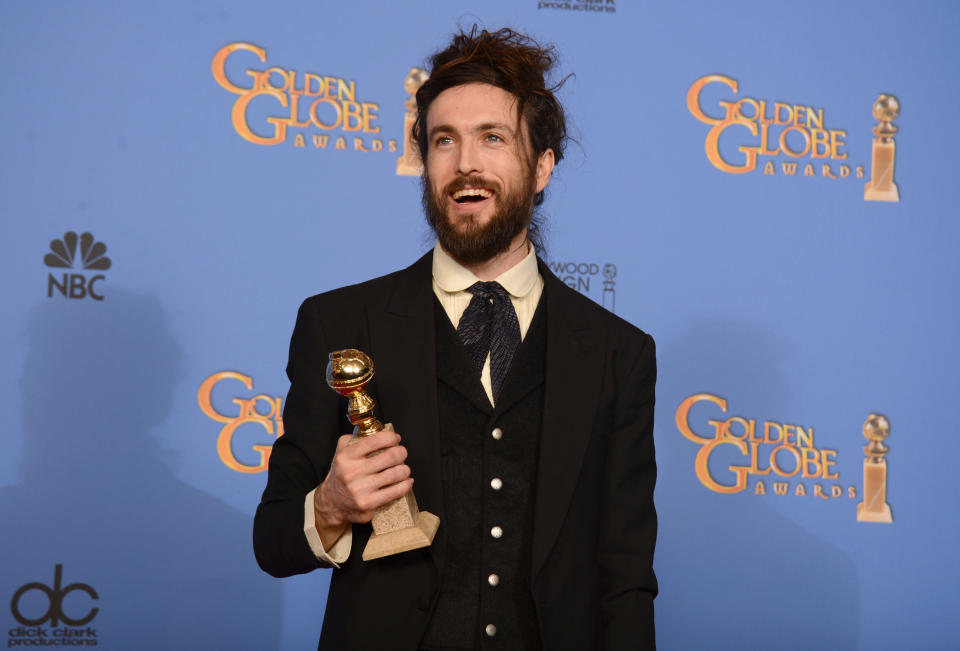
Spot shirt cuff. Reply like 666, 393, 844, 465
303, 488, 352, 567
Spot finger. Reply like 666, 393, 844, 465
345, 430, 401, 458
332, 444, 404, 487
355, 477, 414, 514
335, 434, 354, 451
370, 478, 414, 507
362, 445, 408, 474
372, 463, 411, 489
353, 462, 410, 497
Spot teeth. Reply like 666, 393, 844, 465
452, 188, 493, 200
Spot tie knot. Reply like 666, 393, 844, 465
467, 281, 511, 303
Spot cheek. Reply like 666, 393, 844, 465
425, 158, 452, 189
494, 151, 525, 180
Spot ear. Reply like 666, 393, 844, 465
534, 148, 555, 194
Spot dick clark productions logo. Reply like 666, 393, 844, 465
8, 564, 99, 646
44, 231, 111, 301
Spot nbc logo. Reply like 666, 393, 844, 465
44, 231, 111, 301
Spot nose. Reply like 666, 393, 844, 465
456, 139, 481, 176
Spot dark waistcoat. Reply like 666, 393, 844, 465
421, 297, 547, 651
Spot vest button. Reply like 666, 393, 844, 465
491, 427, 503, 440
490, 477, 503, 490
488, 573, 500, 586
490, 525, 503, 539
485, 624, 497, 637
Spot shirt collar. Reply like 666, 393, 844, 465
432, 241, 540, 298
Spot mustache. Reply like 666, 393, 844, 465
442, 175, 502, 195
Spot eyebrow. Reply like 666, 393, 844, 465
428, 121, 517, 140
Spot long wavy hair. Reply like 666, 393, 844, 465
412, 27, 570, 252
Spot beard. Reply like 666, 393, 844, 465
423, 170, 536, 267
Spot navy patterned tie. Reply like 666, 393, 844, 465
456, 281, 522, 401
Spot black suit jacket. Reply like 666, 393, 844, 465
253, 251, 658, 650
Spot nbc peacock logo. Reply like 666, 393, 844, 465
44, 231, 112, 301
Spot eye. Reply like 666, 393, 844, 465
434, 135, 453, 146
485, 134, 503, 143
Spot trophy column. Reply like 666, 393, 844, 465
396, 68, 429, 177
601, 263, 617, 313
326, 349, 440, 560
856, 413, 893, 523
863, 94, 900, 202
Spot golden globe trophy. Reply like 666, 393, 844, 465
856, 413, 893, 523
326, 349, 439, 560
864, 94, 900, 202
396, 67, 429, 177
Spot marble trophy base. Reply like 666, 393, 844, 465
856, 501, 893, 523
863, 180, 899, 202
363, 491, 440, 561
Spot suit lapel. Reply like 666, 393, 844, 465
366, 252, 445, 532
532, 259, 606, 578
494, 298, 547, 415
434, 301, 494, 415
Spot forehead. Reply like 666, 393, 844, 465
426, 83, 520, 132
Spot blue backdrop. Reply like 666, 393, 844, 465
2, 1, 957, 649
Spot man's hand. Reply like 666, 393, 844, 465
312, 428, 414, 549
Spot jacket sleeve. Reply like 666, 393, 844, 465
599, 331, 658, 650
253, 297, 345, 577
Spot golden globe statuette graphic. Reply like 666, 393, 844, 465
864, 94, 900, 202
396, 67, 429, 176
857, 413, 893, 523
601, 263, 617, 313
326, 349, 439, 560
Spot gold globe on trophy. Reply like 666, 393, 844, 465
326, 349, 440, 559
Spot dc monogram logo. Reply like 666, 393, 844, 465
10, 564, 99, 627
44, 231, 111, 300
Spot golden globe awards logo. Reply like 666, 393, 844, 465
197, 371, 284, 474
676, 393, 854, 499
676, 393, 895, 522
212, 42, 398, 155
8, 564, 99, 646
687, 74, 860, 180
43, 232, 111, 301
686, 74, 901, 202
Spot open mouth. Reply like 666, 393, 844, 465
451, 187, 494, 204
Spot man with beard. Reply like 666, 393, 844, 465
254, 27, 657, 651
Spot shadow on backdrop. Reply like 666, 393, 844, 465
653, 318, 860, 650
1, 290, 281, 648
